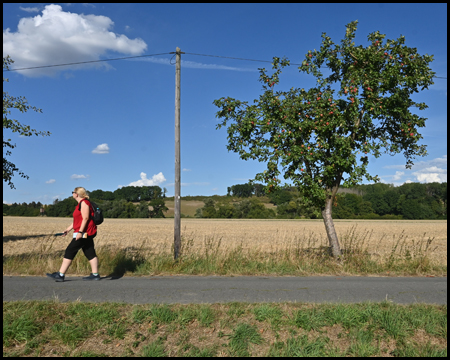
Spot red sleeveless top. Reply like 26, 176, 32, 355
73, 199, 97, 236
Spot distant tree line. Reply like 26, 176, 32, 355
196, 198, 276, 219
2, 201, 43, 217
196, 182, 446, 220
3, 186, 168, 218
4, 182, 446, 220
333, 182, 447, 220
227, 183, 265, 197
88, 186, 167, 202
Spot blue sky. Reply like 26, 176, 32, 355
3, 3, 447, 205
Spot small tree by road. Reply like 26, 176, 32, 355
214, 21, 435, 258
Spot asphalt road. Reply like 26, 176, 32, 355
3, 275, 446, 305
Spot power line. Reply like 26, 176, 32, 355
4, 52, 172, 71
3, 51, 447, 79
184, 52, 303, 66
187, 53, 447, 79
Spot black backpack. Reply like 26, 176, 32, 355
79, 199, 104, 225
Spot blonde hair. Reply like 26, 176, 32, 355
74, 187, 89, 199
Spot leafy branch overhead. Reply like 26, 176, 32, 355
3, 55, 51, 189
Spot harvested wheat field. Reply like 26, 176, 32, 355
3, 217, 447, 266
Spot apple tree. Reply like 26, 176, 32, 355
213, 21, 435, 258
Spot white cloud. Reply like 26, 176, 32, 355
3, 4, 147, 77
46, 179, 56, 184
415, 173, 446, 183
392, 171, 404, 181
382, 155, 447, 184
92, 143, 110, 154
71, 174, 89, 180
418, 166, 446, 173
19, 6, 40, 13
125, 172, 166, 187
413, 166, 447, 183
384, 155, 447, 171
182, 168, 191, 172
140, 57, 256, 72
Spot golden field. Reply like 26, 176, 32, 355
3, 216, 447, 265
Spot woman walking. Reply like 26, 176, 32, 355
46, 187, 100, 282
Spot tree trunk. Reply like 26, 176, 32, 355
322, 197, 342, 258
321, 178, 343, 258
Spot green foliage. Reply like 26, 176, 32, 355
89, 185, 162, 202
268, 187, 294, 205
333, 182, 447, 220
136, 200, 150, 218
10, 185, 169, 219
3, 56, 51, 189
276, 197, 322, 219
200, 198, 217, 218
196, 197, 276, 219
333, 193, 375, 219
3, 201, 42, 216
214, 20, 434, 218
149, 198, 168, 218
227, 182, 265, 197
88, 189, 115, 201
215, 21, 435, 257
45, 197, 77, 217
4, 182, 445, 220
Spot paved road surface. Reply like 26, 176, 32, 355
3, 275, 446, 305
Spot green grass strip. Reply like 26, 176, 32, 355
3, 300, 446, 357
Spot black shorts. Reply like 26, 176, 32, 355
64, 234, 97, 261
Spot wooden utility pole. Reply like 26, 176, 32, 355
174, 47, 183, 260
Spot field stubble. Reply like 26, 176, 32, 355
3, 217, 447, 276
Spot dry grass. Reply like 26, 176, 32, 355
3, 217, 447, 266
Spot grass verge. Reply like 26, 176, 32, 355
3, 226, 446, 277
3, 300, 447, 357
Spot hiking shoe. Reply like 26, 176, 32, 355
82, 273, 100, 281
46, 272, 65, 282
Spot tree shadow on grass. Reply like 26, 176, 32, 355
3, 234, 50, 243
103, 248, 147, 280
